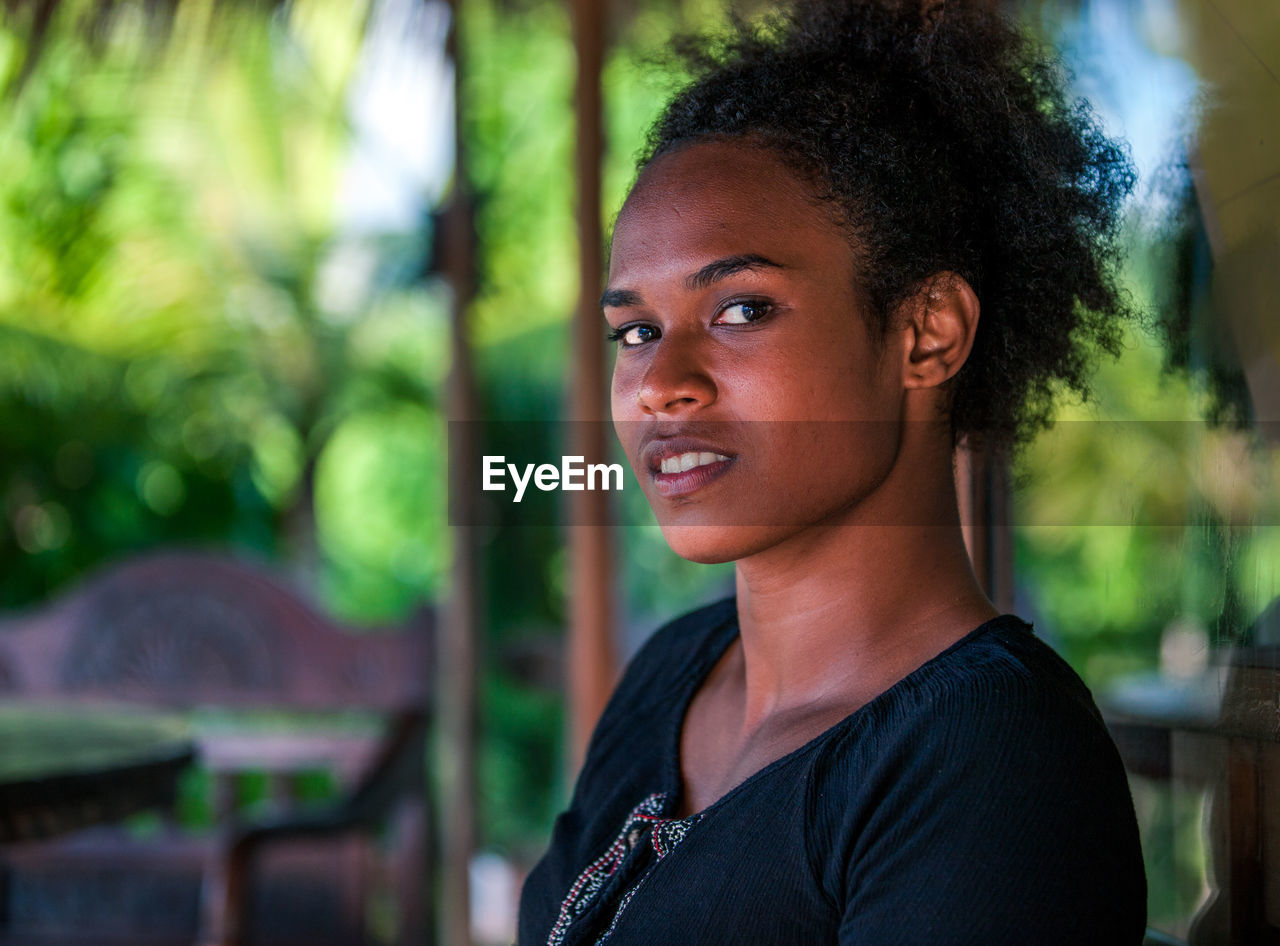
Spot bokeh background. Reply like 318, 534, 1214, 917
0, 0, 1278, 943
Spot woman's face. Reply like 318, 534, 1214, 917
605, 139, 910, 563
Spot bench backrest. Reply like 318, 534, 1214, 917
0, 551, 430, 712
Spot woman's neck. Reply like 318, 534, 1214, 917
730, 456, 998, 728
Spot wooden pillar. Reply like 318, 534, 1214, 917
440, 1, 478, 944
566, 0, 617, 771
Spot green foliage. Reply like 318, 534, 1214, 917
0, 0, 450, 617
1015, 267, 1280, 687
479, 669, 564, 856
315, 401, 448, 621
461, 0, 575, 355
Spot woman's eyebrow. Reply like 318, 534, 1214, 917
600, 287, 643, 309
600, 254, 786, 309
686, 254, 784, 290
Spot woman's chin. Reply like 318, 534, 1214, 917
658, 522, 786, 564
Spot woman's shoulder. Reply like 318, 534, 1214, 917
808, 616, 1146, 942
810, 613, 1133, 840
575, 596, 737, 772
871, 613, 1109, 732
612, 595, 738, 708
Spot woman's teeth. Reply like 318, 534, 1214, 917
660, 452, 730, 474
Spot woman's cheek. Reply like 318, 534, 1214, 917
609, 360, 640, 418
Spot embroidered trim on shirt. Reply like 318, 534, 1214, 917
592, 808, 703, 944
546, 792, 704, 946
545, 793, 669, 946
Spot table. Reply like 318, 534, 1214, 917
0, 704, 197, 842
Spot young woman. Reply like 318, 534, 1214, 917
518, 1, 1146, 943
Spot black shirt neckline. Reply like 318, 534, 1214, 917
659, 599, 1029, 822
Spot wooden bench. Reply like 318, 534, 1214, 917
0, 550, 433, 946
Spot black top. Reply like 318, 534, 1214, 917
517, 597, 1146, 945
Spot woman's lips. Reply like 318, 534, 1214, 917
642, 439, 737, 498
652, 455, 735, 498
658, 450, 731, 474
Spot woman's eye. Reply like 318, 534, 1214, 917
607, 323, 659, 347
714, 301, 772, 325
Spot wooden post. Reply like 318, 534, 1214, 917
440, 2, 478, 944
566, 0, 617, 771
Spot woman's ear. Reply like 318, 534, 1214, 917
900, 273, 980, 390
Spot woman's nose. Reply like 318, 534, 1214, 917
636, 339, 717, 416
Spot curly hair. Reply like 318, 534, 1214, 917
638, 0, 1137, 456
